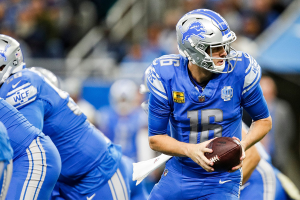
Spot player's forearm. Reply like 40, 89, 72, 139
241, 116, 272, 151
242, 145, 260, 184
149, 134, 190, 157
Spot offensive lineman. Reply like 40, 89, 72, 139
145, 9, 272, 199
0, 97, 61, 199
0, 34, 144, 200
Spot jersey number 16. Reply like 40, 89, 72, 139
187, 109, 223, 143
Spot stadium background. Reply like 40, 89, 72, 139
2, 0, 300, 191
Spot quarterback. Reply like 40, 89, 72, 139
145, 9, 272, 199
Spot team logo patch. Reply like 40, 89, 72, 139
173, 91, 185, 103
221, 86, 233, 101
0, 44, 10, 61
181, 21, 206, 44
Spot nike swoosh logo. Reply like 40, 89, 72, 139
86, 193, 96, 200
219, 179, 232, 184
12, 80, 21, 89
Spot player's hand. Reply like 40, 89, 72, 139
186, 138, 217, 172
228, 137, 246, 172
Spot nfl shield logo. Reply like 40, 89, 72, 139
198, 95, 205, 102
221, 86, 233, 101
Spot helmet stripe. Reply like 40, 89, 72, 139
197, 10, 231, 36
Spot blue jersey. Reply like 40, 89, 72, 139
0, 69, 122, 187
0, 97, 41, 159
98, 106, 147, 161
146, 53, 269, 175
0, 121, 13, 163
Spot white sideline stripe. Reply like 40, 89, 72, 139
20, 138, 47, 200
7, 83, 31, 96
116, 169, 128, 200
257, 159, 276, 200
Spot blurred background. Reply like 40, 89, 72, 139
2, 0, 300, 192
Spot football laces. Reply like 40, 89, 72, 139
209, 155, 220, 163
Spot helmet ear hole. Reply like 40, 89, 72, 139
0, 65, 5, 71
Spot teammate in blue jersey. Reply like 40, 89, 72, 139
145, 9, 272, 199
97, 79, 148, 162
31, 67, 148, 200
241, 123, 299, 200
0, 34, 146, 200
0, 98, 61, 199
0, 121, 13, 199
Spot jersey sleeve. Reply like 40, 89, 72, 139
241, 53, 270, 120
0, 71, 50, 130
241, 53, 261, 97
145, 59, 172, 137
2, 71, 39, 109
18, 99, 45, 130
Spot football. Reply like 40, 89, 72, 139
204, 137, 242, 172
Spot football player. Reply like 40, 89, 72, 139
31, 67, 149, 200
0, 98, 61, 199
145, 9, 272, 199
0, 121, 13, 199
97, 79, 149, 162
0, 33, 144, 200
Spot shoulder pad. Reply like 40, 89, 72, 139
3, 70, 40, 108
242, 53, 261, 95
145, 65, 168, 100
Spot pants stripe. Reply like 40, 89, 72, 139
21, 146, 34, 200
257, 159, 276, 200
0, 160, 13, 200
33, 137, 47, 200
19, 137, 47, 200
108, 168, 128, 200
108, 180, 117, 200
116, 169, 128, 200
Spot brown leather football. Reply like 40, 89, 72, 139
204, 137, 242, 172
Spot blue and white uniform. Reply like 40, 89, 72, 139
98, 107, 147, 161
0, 69, 127, 199
0, 98, 61, 199
146, 52, 270, 199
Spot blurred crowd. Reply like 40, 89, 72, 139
0, 0, 293, 60
0, 0, 115, 58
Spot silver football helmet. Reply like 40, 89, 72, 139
0, 34, 25, 84
176, 9, 238, 73
30, 67, 61, 88
110, 79, 138, 116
